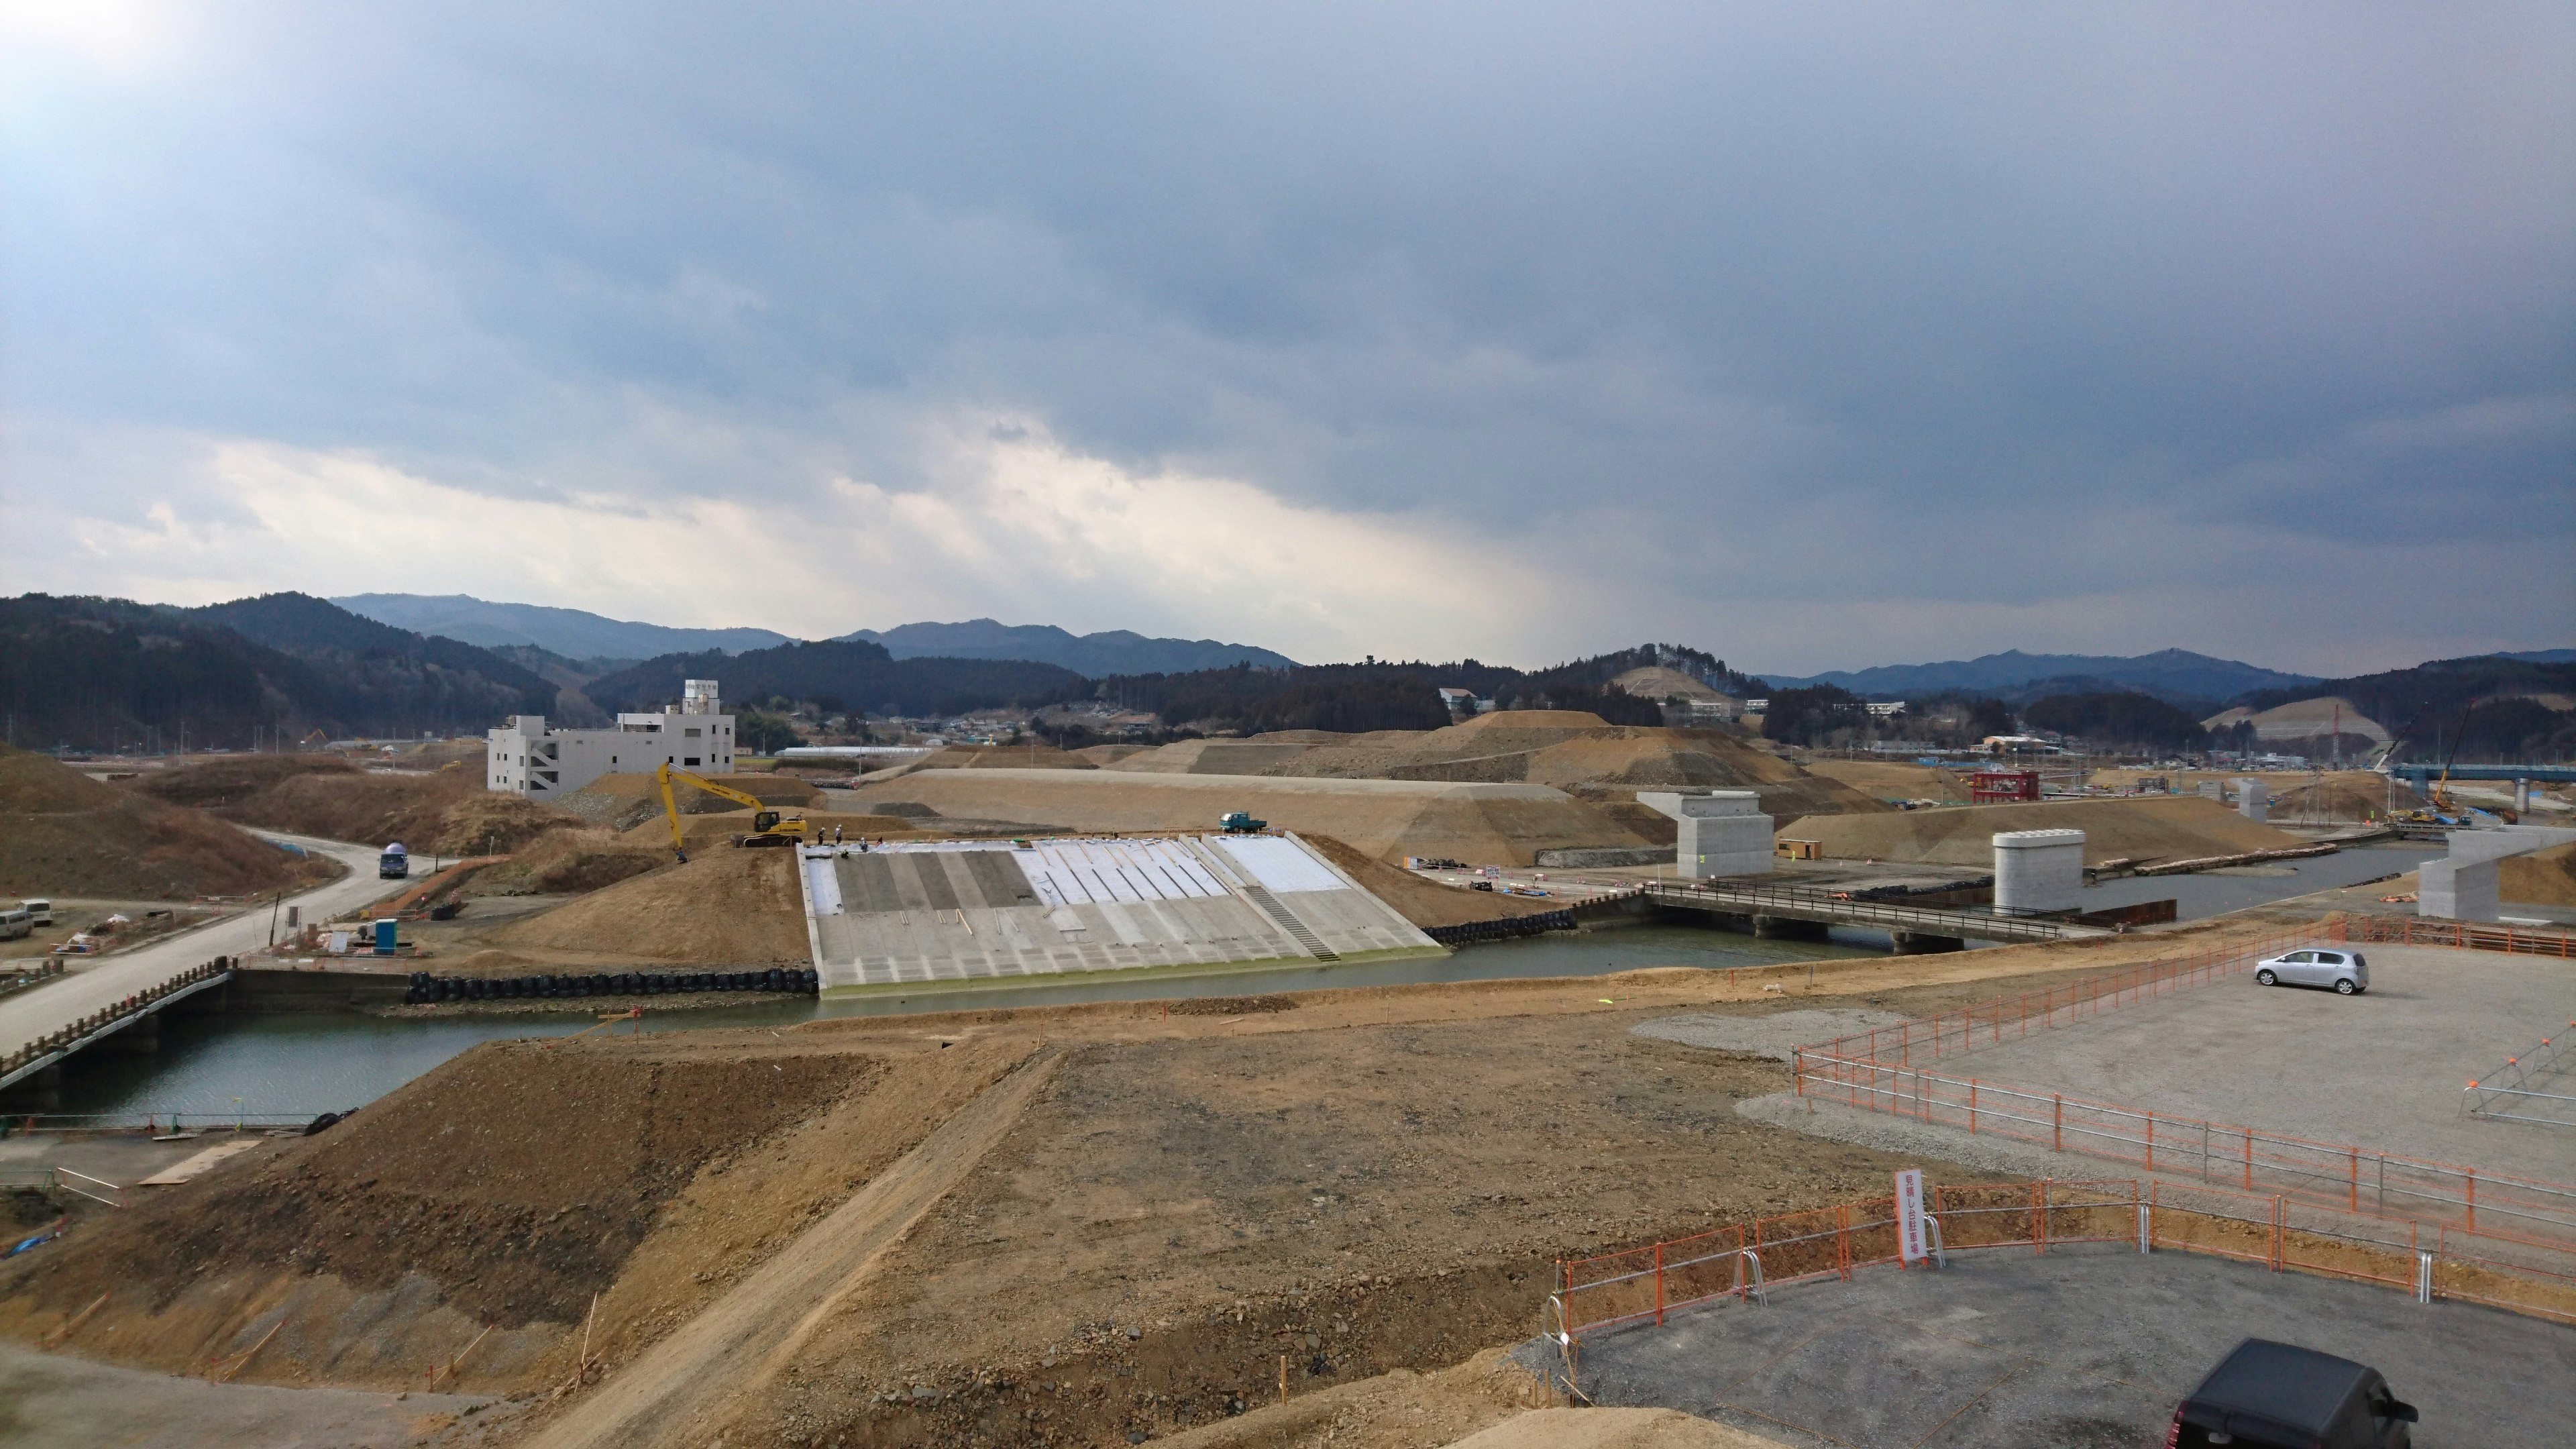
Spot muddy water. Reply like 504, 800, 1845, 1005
43, 924, 1875, 1119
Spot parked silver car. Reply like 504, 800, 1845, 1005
2254, 948, 2369, 995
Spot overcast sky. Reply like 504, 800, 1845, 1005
3, 3, 2569, 675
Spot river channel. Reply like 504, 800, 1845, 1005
43, 843, 2434, 1121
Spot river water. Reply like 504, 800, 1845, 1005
45, 843, 2436, 1121
44, 924, 1872, 1120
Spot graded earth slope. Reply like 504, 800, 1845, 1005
1775, 795, 2310, 867
488, 848, 813, 963
0, 747, 329, 898
133, 751, 572, 856
841, 767, 1656, 865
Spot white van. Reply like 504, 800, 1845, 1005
20, 899, 52, 926
0, 908, 31, 942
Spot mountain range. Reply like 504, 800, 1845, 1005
837, 619, 1296, 674
335, 595, 1297, 676
1753, 649, 2319, 706
333, 594, 792, 661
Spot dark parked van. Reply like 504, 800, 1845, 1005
2168, 1339, 2416, 1448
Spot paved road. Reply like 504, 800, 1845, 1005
1521, 1242, 2576, 1448
0, 833, 397, 1066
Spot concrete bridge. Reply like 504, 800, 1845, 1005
0, 833, 388, 1100
1635, 879, 2118, 953
2392, 763, 2576, 790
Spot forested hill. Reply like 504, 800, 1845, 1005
2233, 654, 2576, 762
0, 592, 558, 751
583, 639, 1088, 720
1093, 644, 1760, 734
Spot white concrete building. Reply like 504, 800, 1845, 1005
488, 679, 736, 800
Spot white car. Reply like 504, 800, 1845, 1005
2254, 948, 2369, 995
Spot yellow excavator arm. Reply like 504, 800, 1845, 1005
656, 762, 808, 863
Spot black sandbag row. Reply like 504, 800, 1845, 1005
1422, 909, 1576, 946
406, 968, 818, 1004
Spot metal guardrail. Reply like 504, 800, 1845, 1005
1643, 880, 2113, 944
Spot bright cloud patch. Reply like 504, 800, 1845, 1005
24, 421, 1544, 663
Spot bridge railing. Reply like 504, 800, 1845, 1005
1644, 880, 2098, 941
0, 958, 235, 1085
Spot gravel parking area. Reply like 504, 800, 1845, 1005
1522, 1242, 2576, 1448
1858, 945, 2575, 1184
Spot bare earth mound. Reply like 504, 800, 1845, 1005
1299, 834, 1563, 928
492, 848, 813, 963
1778, 796, 2310, 867
2502, 841, 2576, 907
0, 1036, 871, 1387
0, 747, 327, 898
843, 767, 1656, 865
136, 753, 572, 855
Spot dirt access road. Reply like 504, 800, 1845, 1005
521, 1049, 1065, 1449
0, 832, 388, 1071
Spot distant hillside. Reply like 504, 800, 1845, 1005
584, 639, 1088, 720
1, 592, 557, 750
2234, 654, 2576, 763
838, 619, 1297, 675
1756, 649, 2316, 705
334, 593, 793, 659
2489, 648, 2576, 665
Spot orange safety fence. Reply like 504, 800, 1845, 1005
2345, 916, 2576, 959
1552, 1178, 2576, 1343
1555, 1181, 2139, 1336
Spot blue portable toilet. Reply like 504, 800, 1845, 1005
374, 918, 398, 955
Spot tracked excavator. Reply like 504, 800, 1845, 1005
657, 762, 810, 863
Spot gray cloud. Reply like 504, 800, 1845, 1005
2, 2, 2569, 672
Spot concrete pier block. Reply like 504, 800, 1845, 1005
2237, 780, 2267, 822
1635, 790, 1774, 879
1994, 829, 2086, 914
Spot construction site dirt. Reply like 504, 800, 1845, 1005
0, 915, 2351, 1449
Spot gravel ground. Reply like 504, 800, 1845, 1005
1630, 1010, 1909, 1062
1733, 1091, 2087, 1180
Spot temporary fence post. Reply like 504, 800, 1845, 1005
2271, 1197, 2284, 1272
2145, 1113, 2155, 1173
2053, 1095, 2062, 1152
1793, 1046, 1804, 1097
2348, 1147, 2357, 1212
2465, 1171, 2475, 1232
2416, 1251, 2434, 1304
1654, 1242, 1665, 1326
2243, 1133, 2253, 1191
1837, 1204, 1851, 1280
1968, 1081, 1977, 1135
2031, 1182, 2044, 1254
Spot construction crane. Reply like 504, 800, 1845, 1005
656, 762, 810, 863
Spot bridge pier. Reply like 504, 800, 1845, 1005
1752, 915, 1830, 941
1889, 930, 1964, 955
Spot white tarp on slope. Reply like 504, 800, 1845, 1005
1214, 835, 1345, 894
1015, 838, 1228, 907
